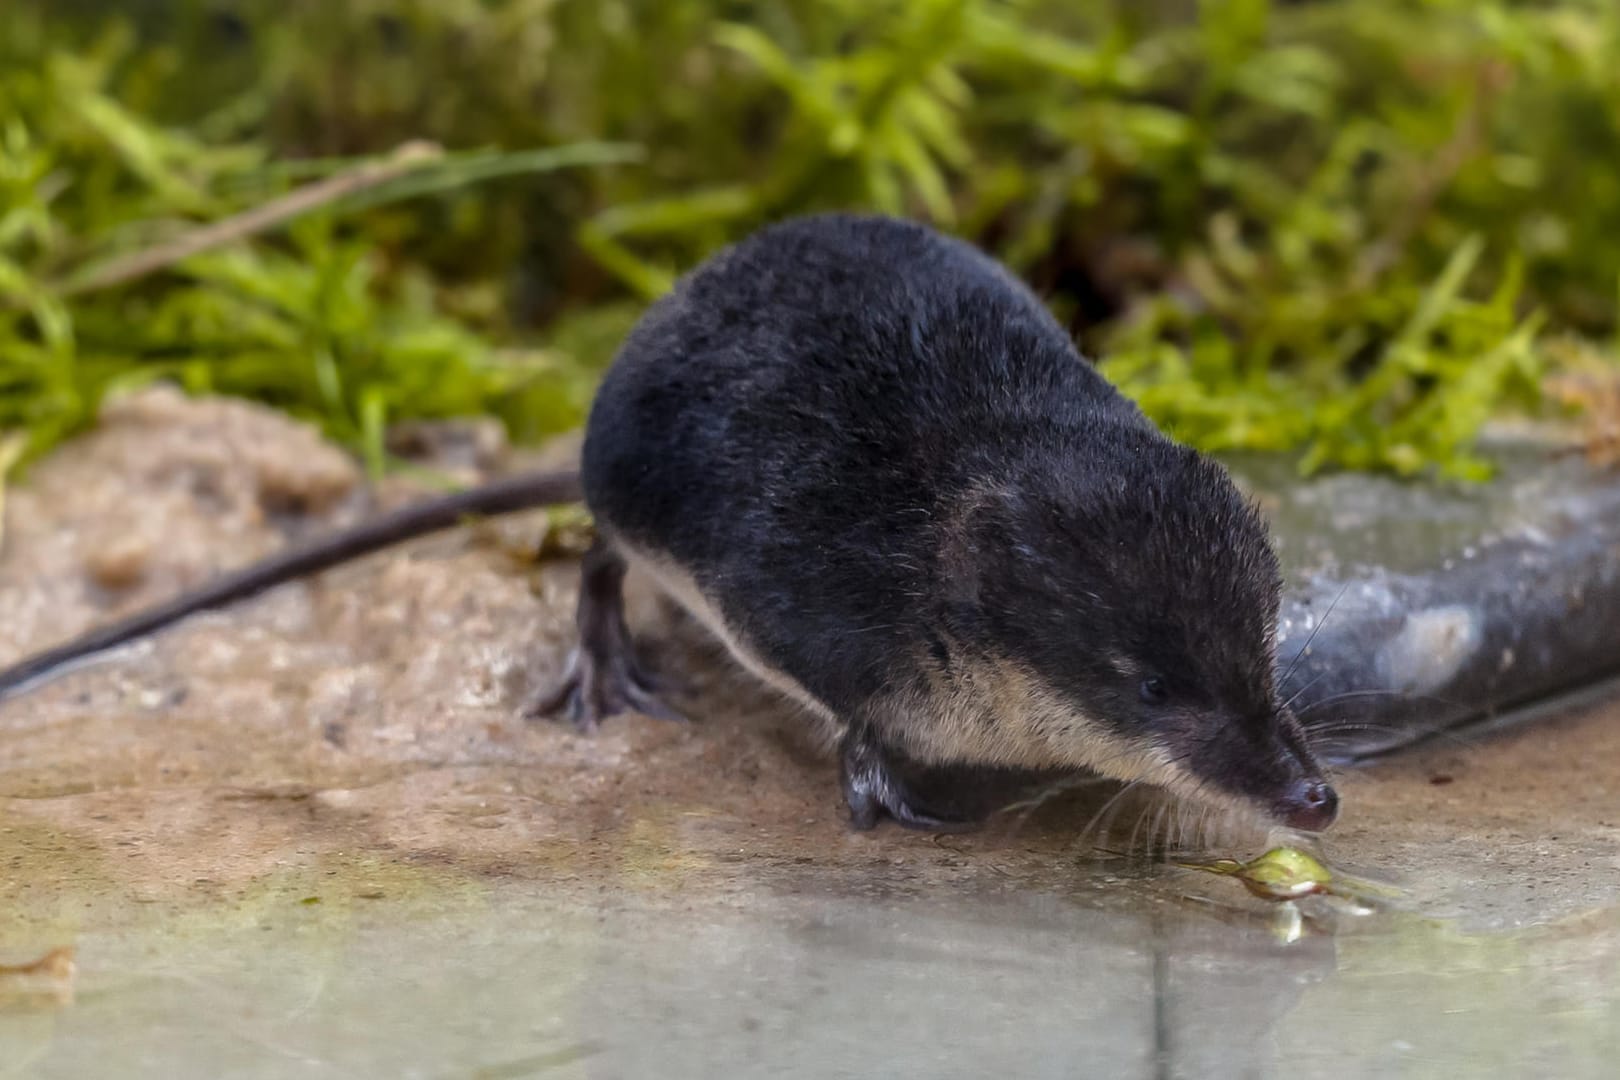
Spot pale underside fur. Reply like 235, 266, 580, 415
613, 536, 840, 726
613, 536, 1254, 817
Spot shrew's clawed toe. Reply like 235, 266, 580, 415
529, 540, 687, 731
840, 729, 969, 832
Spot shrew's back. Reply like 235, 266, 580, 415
580, 213, 1151, 710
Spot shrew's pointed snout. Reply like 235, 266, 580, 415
1276, 777, 1339, 832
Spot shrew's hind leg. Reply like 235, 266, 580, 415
840, 724, 970, 832
529, 539, 686, 732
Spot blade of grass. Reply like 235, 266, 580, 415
53, 141, 446, 298
0, 431, 27, 557
329, 142, 644, 214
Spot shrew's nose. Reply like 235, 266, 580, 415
1278, 778, 1339, 832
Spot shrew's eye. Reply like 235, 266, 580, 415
1138, 677, 1169, 705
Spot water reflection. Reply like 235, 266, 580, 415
1, 878, 1335, 1078
6, 866, 1620, 1078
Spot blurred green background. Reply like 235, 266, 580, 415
2, 0, 1617, 480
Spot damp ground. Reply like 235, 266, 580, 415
3, 391, 1618, 1078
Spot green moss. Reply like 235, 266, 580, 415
3, 0, 1618, 477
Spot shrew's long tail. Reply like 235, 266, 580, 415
0, 470, 584, 702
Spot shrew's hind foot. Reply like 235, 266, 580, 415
528, 539, 687, 732
840, 727, 972, 832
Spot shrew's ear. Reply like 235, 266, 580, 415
934, 482, 1038, 628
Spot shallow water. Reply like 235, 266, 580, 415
6, 857, 1620, 1079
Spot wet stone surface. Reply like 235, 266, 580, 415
2, 390, 1619, 1078
1236, 447, 1620, 761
